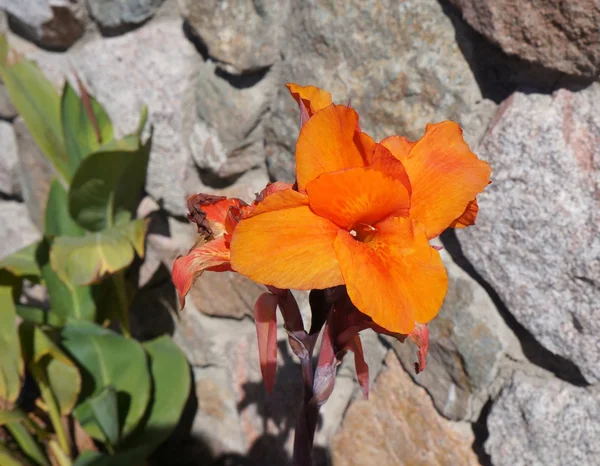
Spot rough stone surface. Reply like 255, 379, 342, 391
1, 0, 87, 50
0, 12, 17, 119
457, 85, 600, 383
86, 0, 164, 30
486, 372, 600, 466
0, 121, 20, 197
449, 0, 600, 78
0, 201, 40, 260
178, 0, 287, 74
13, 117, 55, 229
265, 0, 496, 181
189, 62, 277, 177
394, 249, 523, 421
331, 353, 479, 466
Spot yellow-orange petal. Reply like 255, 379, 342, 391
450, 198, 479, 228
247, 189, 309, 218
172, 237, 231, 309
333, 217, 447, 334
401, 121, 491, 239
380, 135, 415, 161
286, 83, 333, 116
367, 144, 412, 192
296, 105, 365, 191
306, 167, 410, 230
353, 131, 377, 163
230, 206, 343, 290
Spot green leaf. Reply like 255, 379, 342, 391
37, 241, 96, 322
0, 443, 23, 466
61, 82, 113, 174
0, 287, 23, 411
5, 423, 50, 466
44, 180, 85, 238
0, 58, 69, 183
74, 386, 120, 448
0, 410, 26, 426
61, 321, 151, 439
50, 219, 148, 286
15, 306, 65, 328
125, 336, 190, 452
0, 34, 8, 66
68, 134, 151, 232
19, 323, 81, 415
0, 242, 41, 279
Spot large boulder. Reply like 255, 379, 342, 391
0, 0, 87, 50
86, 0, 165, 32
0, 201, 40, 260
265, 0, 496, 181
457, 84, 600, 383
449, 0, 600, 78
486, 372, 600, 465
0, 121, 20, 198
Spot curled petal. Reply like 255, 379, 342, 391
399, 121, 491, 239
230, 206, 344, 290
312, 323, 337, 406
187, 194, 248, 237
247, 189, 309, 218
353, 131, 377, 163
286, 83, 333, 116
295, 105, 364, 190
334, 217, 447, 334
256, 182, 295, 201
347, 335, 369, 399
408, 323, 429, 374
306, 167, 410, 230
450, 199, 479, 228
172, 237, 231, 309
254, 293, 279, 393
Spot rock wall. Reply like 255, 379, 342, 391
1, 0, 598, 465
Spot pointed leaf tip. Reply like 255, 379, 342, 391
254, 293, 279, 393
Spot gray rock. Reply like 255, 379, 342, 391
0, 201, 40, 260
13, 117, 55, 229
0, 84, 17, 120
449, 0, 600, 78
189, 61, 276, 177
0, 121, 20, 197
393, 250, 523, 421
486, 373, 600, 466
65, 19, 206, 215
0, 0, 87, 50
457, 85, 600, 383
265, 0, 496, 181
86, 0, 164, 30
178, 0, 288, 75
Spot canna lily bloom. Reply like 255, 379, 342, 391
172, 182, 292, 309
229, 84, 491, 335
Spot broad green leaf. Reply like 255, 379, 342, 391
0, 287, 23, 411
72, 448, 148, 466
74, 386, 120, 448
50, 219, 148, 286
0, 444, 23, 466
125, 336, 190, 452
0, 409, 26, 426
19, 323, 81, 415
15, 306, 65, 328
61, 82, 113, 174
5, 423, 50, 466
37, 241, 96, 322
0, 59, 69, 183
69, 136, 151, 232
0, 242, 41, 278
62, 321, 151, 439
44, 180, 85, 238
0, 34, 7, 66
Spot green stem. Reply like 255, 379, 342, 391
112, 271, 131, 338
30, 365, 71, 457
48, 440, 72, 466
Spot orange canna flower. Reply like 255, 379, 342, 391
229, 84, 491, 334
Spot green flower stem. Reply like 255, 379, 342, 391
48, 440, 73, 466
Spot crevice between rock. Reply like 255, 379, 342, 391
441, 229, 589, 388
471, 398, 493, 466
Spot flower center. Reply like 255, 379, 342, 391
349, 223, 377, 242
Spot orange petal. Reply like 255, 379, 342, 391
380, 135, 415, 161
286, 83, 333, 116
254, 292, 279, 393
334, 217, 447, 334
295, 105, 365, 191
399, 121, 491, 239
172, 237, 231, 309
367, 144, 411, 192
353, 131, 377, 163
187, 194, 248, 237
449, 198, 479, 228
306, 167, 410, 230
256, 181, 295, 201
230, 206, 343, 290
247, 189, 309, 218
